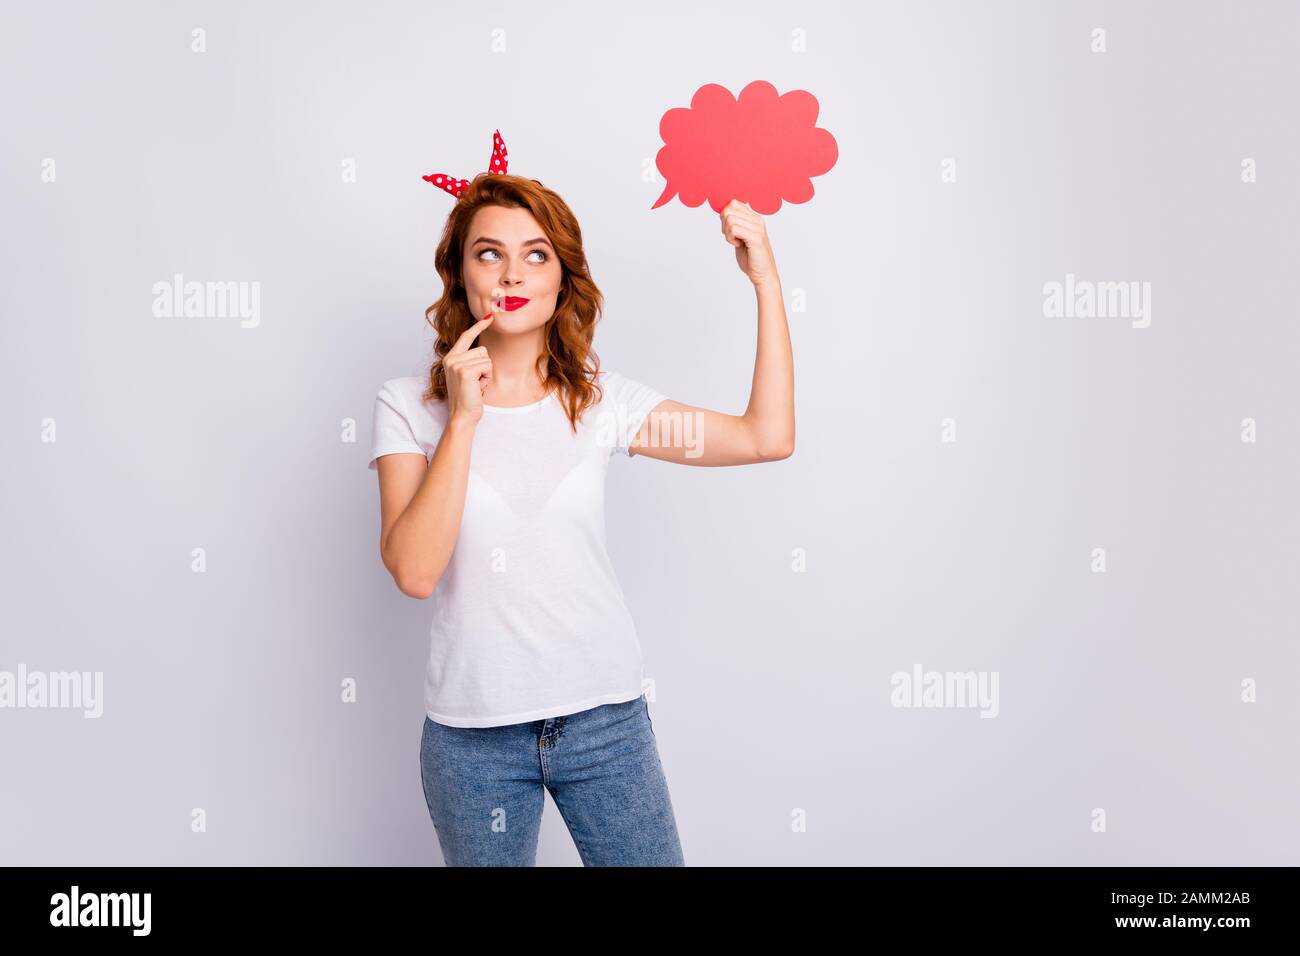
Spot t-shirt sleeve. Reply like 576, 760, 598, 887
603, 370, 669, 458
367, 380, 427, 470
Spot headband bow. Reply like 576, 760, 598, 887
422, 129, 509, 198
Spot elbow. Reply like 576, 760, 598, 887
756, 437, 795, 462
382, 540, 439, 599
749, 415, 795, 462
394, 570, 437, 600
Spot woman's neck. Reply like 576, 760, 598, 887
477, 326, 548, 404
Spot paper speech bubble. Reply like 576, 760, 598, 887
651, 80, 838, 215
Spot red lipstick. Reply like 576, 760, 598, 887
502, 296, 529, 311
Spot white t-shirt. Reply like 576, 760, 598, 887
367, 369, 669, 728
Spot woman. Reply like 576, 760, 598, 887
368, 159, 794, 867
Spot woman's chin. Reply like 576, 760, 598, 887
492, 306, 554, 330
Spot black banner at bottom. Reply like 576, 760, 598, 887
0, 866, 1285, 941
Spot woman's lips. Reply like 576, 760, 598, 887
502, 296, 529, 311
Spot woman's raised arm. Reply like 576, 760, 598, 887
631, 200, 795, 466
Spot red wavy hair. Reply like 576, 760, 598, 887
422, 173, 608, 432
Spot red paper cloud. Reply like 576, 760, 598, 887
651, 80, 838, 215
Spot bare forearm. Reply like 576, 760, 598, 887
744, 277, 796, 457
383, 415, 477, 596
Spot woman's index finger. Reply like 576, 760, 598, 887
448, 314, 494, 354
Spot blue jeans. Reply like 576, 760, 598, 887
419, 694, 685, 866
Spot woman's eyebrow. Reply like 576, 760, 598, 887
471, 236, 552, 250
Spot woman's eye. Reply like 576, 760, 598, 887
478, 248, 548, 262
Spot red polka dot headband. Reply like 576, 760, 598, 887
422, 129, 509, 198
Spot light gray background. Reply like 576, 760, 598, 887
2, 0, 1296, 865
